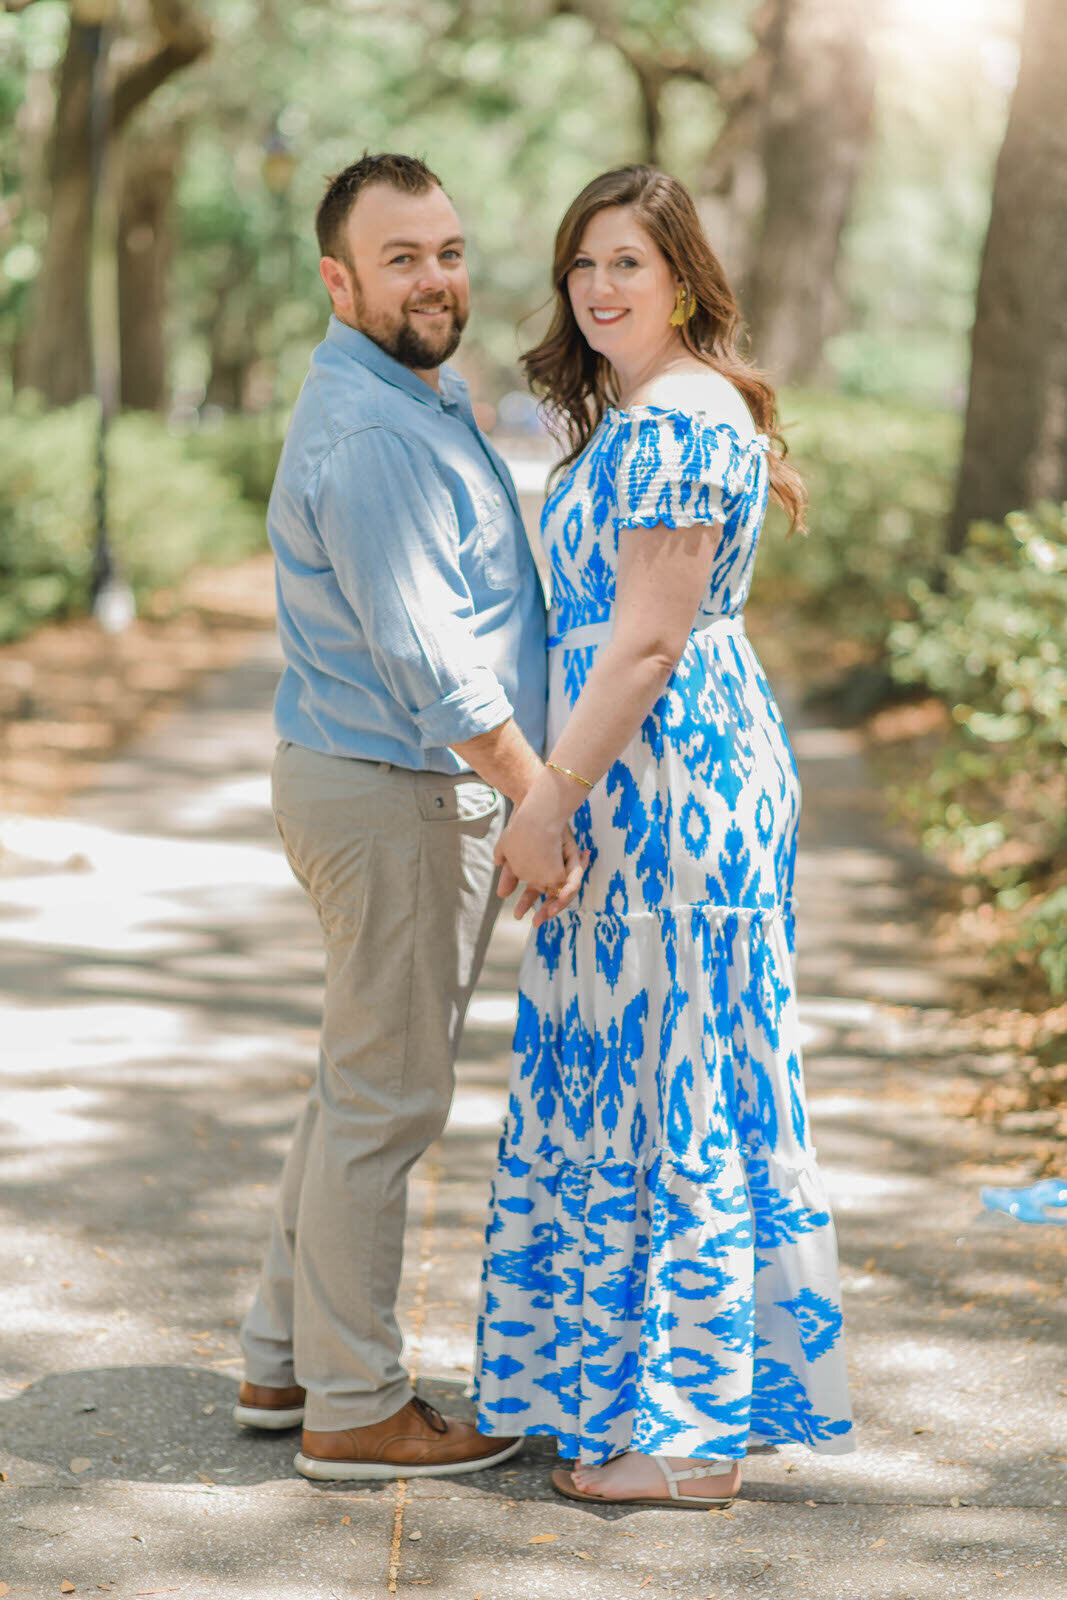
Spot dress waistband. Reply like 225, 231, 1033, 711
547, 611, 746, 651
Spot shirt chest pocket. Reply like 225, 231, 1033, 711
473, 485, 521, 593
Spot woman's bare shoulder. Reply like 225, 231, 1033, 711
634, 366, 756, 437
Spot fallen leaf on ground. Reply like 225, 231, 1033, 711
804, 1500, 818, 1507
60, 1586, 75, 1595
574, 1551, 592, 1559
408, 1530, 422, 1541
341, 1515, 351, 1525
913, 1427, 932, 1435
135, 1590, 181, 1596
0, 1582, 9, 1597
69, 1459, 92, 1474
528, 1533, 558, 1545
638, 1582, 653, 1590
197, 1474, 215, 1486
870, 1538, 886, 1548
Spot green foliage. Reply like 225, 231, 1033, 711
184, 413, 286, 508
0, 400, 97, 641
0, 402, 265, 643
888, 502, 1067, 994
1019, 885, 1067, 998
1, 0, 1016, 409
759, 390, 961, 650
756, 394, 1064, 1002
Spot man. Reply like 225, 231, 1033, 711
234, 153, 577, 1480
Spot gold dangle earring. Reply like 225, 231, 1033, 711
669, 284, 696, 327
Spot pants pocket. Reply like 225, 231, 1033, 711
417, 776, 501, 824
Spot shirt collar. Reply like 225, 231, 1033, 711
325, 315, 466, 412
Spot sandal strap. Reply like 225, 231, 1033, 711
653, 1456, 735, 1498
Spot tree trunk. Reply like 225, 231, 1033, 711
205, 269, 259, 412
117, 124, 182, 411
697, 2, 779, 289
22, 20, 96, 404
948, 0, 1067, 550
21, 1, 210, 409
741, 0, 876, 384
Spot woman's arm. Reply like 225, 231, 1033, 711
495, 517, 721, 894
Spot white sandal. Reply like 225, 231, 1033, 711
551, 1454, 738, 1509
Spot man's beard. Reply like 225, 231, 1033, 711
348, 267, 467, 370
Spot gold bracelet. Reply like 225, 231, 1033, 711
547, 760, 594, 790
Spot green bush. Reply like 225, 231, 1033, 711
0, 399, 98, 640
760, 390, 961, 651
888, 502, 1067, 994
0, 400, 267, 643
184, 412, 285, 509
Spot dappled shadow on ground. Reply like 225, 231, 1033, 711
2, 648, 1066, 1600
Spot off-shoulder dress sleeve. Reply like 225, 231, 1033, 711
612, 408, 768, 534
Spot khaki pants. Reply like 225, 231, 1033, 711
240, 741, 504, 1431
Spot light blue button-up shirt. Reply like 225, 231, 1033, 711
268, 317, 547, 773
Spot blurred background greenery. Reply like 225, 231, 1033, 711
1, 0, 1065, 1024
0, 0, 1024, 411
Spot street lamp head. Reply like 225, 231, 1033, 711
262, 128, 296, 196
71, 0, 118, 23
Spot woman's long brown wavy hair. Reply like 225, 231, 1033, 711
524, 165, 806, 533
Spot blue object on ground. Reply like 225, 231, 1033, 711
979, 1178, 1067, 1224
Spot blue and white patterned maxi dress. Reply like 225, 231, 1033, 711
473, 405, 854, 1465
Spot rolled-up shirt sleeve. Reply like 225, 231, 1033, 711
310, 425, 514, 748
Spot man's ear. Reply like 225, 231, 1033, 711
319, 256, 351, 314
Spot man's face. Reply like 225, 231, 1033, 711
321, 184, 470, 376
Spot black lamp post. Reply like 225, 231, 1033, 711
261, 122, 296, 203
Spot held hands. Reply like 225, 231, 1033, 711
494, 773, 590, 927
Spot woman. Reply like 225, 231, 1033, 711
473, 166, 853, 1506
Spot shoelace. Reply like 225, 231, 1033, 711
411, 1395, 448, 1434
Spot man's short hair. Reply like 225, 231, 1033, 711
316, 153, 443, 261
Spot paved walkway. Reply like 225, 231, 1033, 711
1, 626, 1065, 1600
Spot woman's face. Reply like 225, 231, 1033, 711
566, 205, 680, 368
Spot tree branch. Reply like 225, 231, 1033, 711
110, 0, 211, 134
552, 0, 725, 90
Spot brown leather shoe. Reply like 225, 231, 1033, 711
233, 1380, 306, 1431
294, 1395, 522, 1481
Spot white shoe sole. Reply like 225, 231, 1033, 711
233, 1403, 306, 1430
293, 1435, 523, 1481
